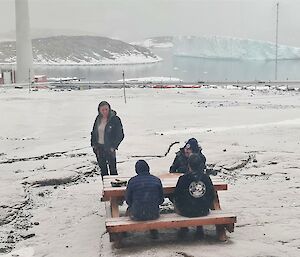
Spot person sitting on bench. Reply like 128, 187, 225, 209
169, 138, 206, 174
126, 160, 164, 220
125, 160, 164, 237
174, 154, 215, 237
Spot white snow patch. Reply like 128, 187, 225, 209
132, 39, 173, 48
2, 247, 34, 257
118, 76, 182, 83
161, 118, 300, 135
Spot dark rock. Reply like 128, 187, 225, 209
269, 161, 278, 165
7, 236, 15, 244
21, 233, 35, 240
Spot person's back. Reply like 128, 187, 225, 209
174, 154, 214, 217
126, 160, 164, 221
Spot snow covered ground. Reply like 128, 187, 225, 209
0, 54, 162, 66
31, 53, 162, 66
117, 77, 182, 83
0, 87, 299, 257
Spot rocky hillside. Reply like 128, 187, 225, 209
0, 36, 161, 65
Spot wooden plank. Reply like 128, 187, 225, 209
104, 175, 224, 183
216, 225, 227, 241
105, 201, 112, 218
212, 190, 222, 210
101, 183, 227, 201
106, 212, 236, 233
110, 198, 119, 218
106, 211, 235, 223
103, 181, 225, 190
104, 175, 224, 181
103, 181, 227, 191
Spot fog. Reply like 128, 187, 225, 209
0, 0, 299, 46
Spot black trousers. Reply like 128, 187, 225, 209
94, 144, 117, 177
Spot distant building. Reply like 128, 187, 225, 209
34, 75, 47, 83
0, 69, 16, 84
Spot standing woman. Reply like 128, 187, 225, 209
91, 101, 124, 177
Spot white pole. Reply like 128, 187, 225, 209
122, 70, 127, 104
15, 0, 34, 83
28, 68, 31, 92
275, 2, 279, 80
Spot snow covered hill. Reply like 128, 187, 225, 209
131, 36, 174, 48
0, 36, 162, 65
173, 36, 300, 60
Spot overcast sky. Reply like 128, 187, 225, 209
0, 0, 299, 46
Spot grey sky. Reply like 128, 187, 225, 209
0, 0, 299, 46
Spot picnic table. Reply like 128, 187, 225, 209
102, 173, 236, 243
102, 173, 227, 217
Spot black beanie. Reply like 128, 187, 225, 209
188, 154, 205, 172
185, 138, 200, 152
135, 160, 150, 175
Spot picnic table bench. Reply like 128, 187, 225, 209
101, 173, 236, 243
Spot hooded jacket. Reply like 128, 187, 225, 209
174, 170, 214, 217
125, 164, 164, 221
90, 106, 124, 150
169, 148, 206, 173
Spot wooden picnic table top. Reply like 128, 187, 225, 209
102, 173, 227, 201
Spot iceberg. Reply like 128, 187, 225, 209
173, 36, 300, 60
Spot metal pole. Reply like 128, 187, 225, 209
122, 70, 127, 104
28, 68, 31, 92
275, 2, 279, 80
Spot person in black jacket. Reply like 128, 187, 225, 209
91, 101, 124, 177
126, 160, 164, 221
170, 138, 206, 174
174, 154, 215, 237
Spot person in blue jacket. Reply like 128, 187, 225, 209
126, 160, 164, 221
125, 160, 164, 239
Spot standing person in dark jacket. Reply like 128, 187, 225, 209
174, 154, 215, 237
126, 160, 164, 221
170, 138, 206, 174
91, 101, 124, 177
